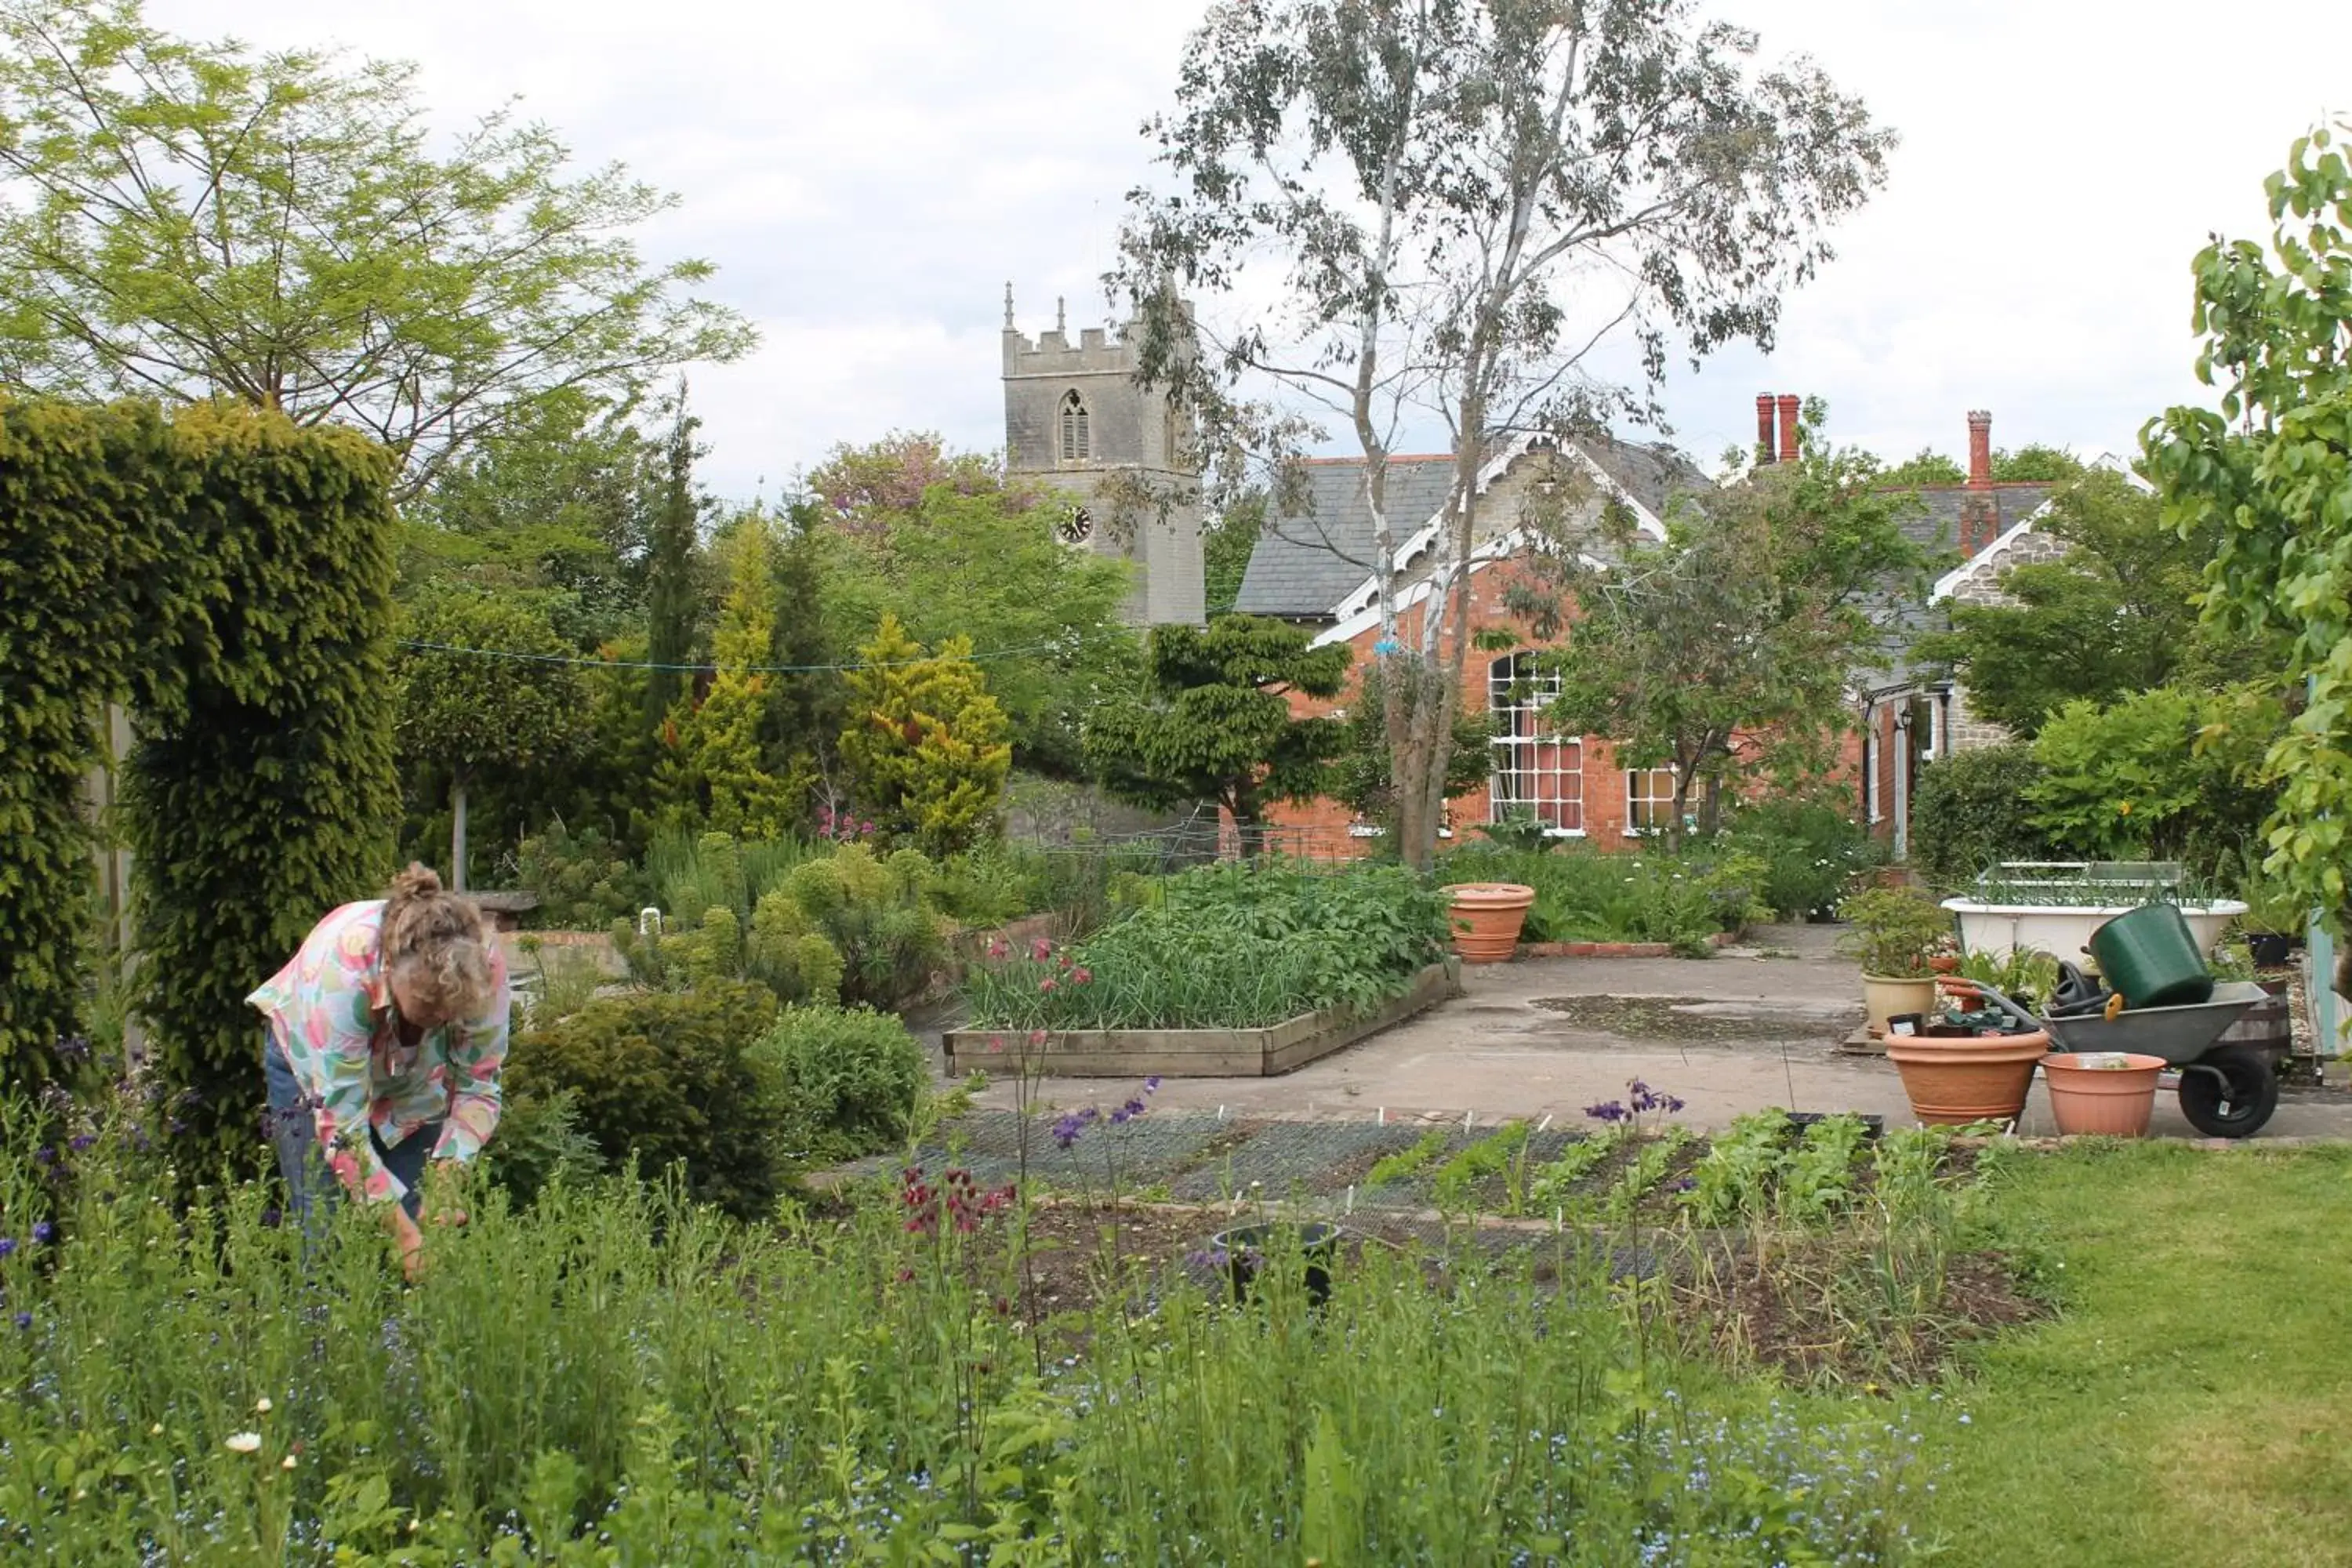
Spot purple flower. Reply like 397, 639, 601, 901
1051, 1108, 1100, 1149
67, 1135, 95, 1152
1584, 1102, 1628, 1124
1144, 1076, 1163, 1093
33, 1147, 53, 1167
260, 1207, 282, 1230
30, 1223, 52, 1246
1109, 1108, 1132, 1126
0, 1239, 15, 1259
12, 1312, 27, 1331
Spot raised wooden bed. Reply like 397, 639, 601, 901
943, 961, 1457, 1079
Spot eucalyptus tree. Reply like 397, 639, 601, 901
1116, 0, 1892, 867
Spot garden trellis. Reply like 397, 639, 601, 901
0, 397, 397, 1165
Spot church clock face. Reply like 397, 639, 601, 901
1057, 504, 1094, 545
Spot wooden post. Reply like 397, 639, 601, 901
451, 776, 470, 893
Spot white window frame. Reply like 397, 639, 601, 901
1624, 764, 1678, 837
1487, 653, 1583, 835
1058, 389, 1091, 463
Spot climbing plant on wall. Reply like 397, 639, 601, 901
0, 397, 398, 1163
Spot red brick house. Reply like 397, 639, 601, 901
1232, 399, 2099, 857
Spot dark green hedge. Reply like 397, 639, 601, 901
0, 397, 397, 1163
1910, 743, 2054, 889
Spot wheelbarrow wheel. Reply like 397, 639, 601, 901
2176, 1046, 2278, 1139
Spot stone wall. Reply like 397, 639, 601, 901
1940, 524, 2074, 753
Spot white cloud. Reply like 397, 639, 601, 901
136, 0, 2352, 495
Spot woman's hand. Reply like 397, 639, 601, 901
387, 1204, 426, 1283
423, 1161, 470, 1231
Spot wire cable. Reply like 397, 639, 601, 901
392, 632, 1118, 676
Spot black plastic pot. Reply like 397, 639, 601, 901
2247, 932, 2299, 968
1206, 1221, 1342, 1307
1786, 1111, 1886, 1141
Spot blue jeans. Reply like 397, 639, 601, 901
263, 1034, 439, 1225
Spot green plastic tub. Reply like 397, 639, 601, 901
2089, 903, 2215, 1010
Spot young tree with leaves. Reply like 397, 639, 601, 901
1514, 416, 1930, 849
394, 589, 587, 890
656, 517, 806, 840
1085, 616, 1351, 855
642, 397, 707, 730
1118, 0, 1890, 869
839, 615, 1013, 856
0, 0, 753, 498
2143, 119, 2352, 938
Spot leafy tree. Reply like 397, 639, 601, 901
808, 434, 1134, 773
394, 587, 587, 889
1117, 0, 1891, 869
2027, 684, 2285, 877
1875, 444, 2085, 488
655, 517, 806, 840
1911, 470, 2249, 737
1878, 449, 1967, 488
1910, 744, 2053, 889
642, 398, 708, 730
1203, 492, 1266, 617
397, 389, 657, 648
1329, 660, 1492, 836
1515, 414, 1932, 850
1085, 616, 1350, 855
2143, 120, 2352, 928
839, 615, 1012, 856
1992, 445, 2085, 483
0, 0, 753, 497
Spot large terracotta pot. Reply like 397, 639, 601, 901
1447, 883, 1536, 964
2041, 1052, 2165, 1138
1884, 1029, 2049, 1126
1862, 975, 1938, 1037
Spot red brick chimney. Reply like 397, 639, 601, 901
1962, 409, 1996, 555
1755, 394, 1777, 466
1776, 394, 1801, 465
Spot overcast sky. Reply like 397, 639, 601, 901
147, 0, 2352, 503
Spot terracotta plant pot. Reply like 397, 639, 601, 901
1884, 1029, 2049, 1126
1861, 975, 1938, 1038
1929, 955, 1962, 975
1447, 883, 1536, 964
2040, 1052, 2165, 1138
1936, 978, 1985, 1007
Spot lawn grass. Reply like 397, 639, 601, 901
1904, 1141, 2352, 1566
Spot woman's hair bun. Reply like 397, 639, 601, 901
388, 862, 445, 902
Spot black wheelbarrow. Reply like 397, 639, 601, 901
1969, 980, 2280, 1138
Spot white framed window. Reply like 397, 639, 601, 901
1862, 721, 1882, 824
1624, 766, 1677, 835
1058, 389, 1091, 462
1488, 653, 1581, 833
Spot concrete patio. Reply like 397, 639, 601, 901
954, 923, 2352, 1142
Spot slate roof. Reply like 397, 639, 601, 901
1232, 437, 1714, 620
1861, 481, 2059, 692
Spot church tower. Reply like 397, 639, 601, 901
1001, 286, 1205, 626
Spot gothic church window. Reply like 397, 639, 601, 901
1059, 390, 1091, 462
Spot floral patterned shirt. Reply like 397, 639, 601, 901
245, 899, 510, 1206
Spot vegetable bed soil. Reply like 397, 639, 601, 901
943, 960, 1456, 1076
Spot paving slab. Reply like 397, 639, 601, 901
942, 923, 2352, 1143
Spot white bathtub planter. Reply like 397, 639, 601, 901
1940, 898, 2248, 966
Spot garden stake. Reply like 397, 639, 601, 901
1536, 1114, 1552, 1134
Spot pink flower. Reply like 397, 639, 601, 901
986, 938, 1010, 960
1070, 967, 1092, 985
1038, 978, 1058, 994
985, 1034, 1007, 1054
1027, 1029, 1049, 1047
1030, 938, 1053, 961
